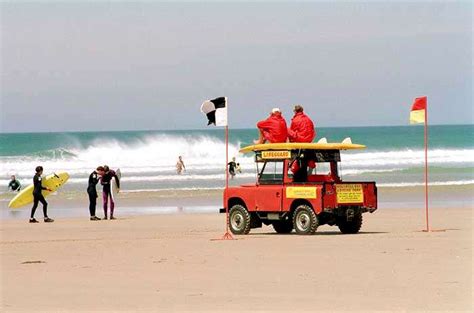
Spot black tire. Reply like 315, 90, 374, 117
272, 220, 293, 234
228, 204, 251, 235
292, 204, 318, 235
338, 213, 363, 234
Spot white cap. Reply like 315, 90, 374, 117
272, 108, 281, 113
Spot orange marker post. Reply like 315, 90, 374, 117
410, 96, 431, 232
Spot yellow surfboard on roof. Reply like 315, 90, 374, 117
239, 137, 366, 154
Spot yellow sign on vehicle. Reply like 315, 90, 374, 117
286, 187, 317, 199
262, 150, 291, 159
336, 184, 364, 203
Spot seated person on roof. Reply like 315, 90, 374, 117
253, 108, 288, 144
288, 105, 315, 143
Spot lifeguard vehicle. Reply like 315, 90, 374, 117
221, 140, 377, 235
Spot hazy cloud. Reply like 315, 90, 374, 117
1, 1, 472, 132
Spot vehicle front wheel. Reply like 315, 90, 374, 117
272, 220, 293, 234
293, 205, 318, 235
338, 213, 363, 234
228, 204, 251, 235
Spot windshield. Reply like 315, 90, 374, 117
257, 161, 284, 184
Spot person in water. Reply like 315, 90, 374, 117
101, 165, 120, 220
87, 166, 105, 221
254, 108, 288, 144
228, 157, 237, 179
176, 156, 186, 174
288, 105, 315, 143
30, 166, 54, 223
8, 175, 21, 191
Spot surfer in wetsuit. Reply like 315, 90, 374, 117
30, 166, 54, 223
8, 175, 21, 191
87, 166, 105, 221
228, 157, 237, 179
101, 165, 120, 220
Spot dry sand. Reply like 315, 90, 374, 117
0, 207, 472, 312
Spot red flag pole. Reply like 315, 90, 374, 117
220, 125, 234, 240
424, 104, 429, 232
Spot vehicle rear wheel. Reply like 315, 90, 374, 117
228, 204, 251, 235
293, 204, 318, 235
338, 213, 363, 234
272, 220, 293, 234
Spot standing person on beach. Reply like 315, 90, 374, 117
30, 166, 54, 223
101, 165, 120, 220
288, 105, 315, 143
87, 166, 105, 221
176, 156, 186, 174
8, 175, 21, 191
253, 108, 288, 144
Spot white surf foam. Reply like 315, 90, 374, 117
377, 180, 474, 188
1, 134, 472, 192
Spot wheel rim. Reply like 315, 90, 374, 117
296, 211, 311, 231
231, 212, 244, 231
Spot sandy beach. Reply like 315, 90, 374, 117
1, 205, 472, 312
1, 1, 472, 312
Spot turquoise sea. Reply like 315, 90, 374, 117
1, 125, 473, 195
0, 124, 472, 219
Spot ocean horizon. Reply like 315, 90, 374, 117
0, 122, 470, 135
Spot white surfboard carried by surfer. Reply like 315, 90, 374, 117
111, 168, 121, 199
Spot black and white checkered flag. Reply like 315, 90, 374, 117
200, 97, 228, 127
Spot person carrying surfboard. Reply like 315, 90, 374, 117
87, 166, 105, 221
288, 105, 316, 143
253, 108, 288, 144
101, 165, 120, 220
29, 166, 54, 223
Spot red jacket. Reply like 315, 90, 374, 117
288, 112, 315, 143
257, 114, 288, 143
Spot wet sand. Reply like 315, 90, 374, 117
2, 185, 472, 221
0, 206, 472, 312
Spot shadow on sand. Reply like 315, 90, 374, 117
246, 231, 389, 237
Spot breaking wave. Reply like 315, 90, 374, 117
1, 133, 473, 193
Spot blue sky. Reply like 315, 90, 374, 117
0, 1, 472, 132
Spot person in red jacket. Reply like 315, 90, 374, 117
254, 108, 288, 144
288, 105, 315, 143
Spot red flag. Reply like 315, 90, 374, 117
410, 96, 427, 124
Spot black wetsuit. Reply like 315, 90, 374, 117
101, 170, 120, 218
101, 170, 120, 194
228, 161, 236, 176
87, 171, 100, 217
30, 174, 48, 219
8, 179, 21, 191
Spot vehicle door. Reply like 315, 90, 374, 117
256, 161, 284, 211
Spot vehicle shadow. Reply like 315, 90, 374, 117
246, 231, 389, 236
